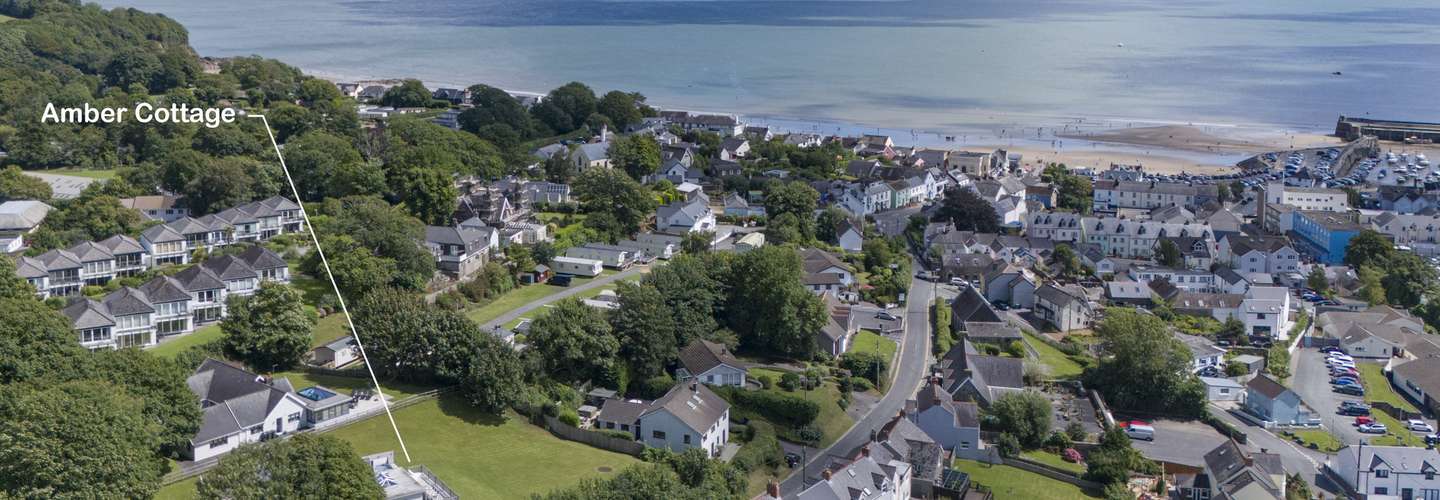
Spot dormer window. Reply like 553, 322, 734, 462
1376, 469, 1390, 478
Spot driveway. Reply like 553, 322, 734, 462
1124, 418, 1229, 469
778, 263, 932, 495
1291, 348, 1370, 445
1208, 403, 1337, 495
479, 265, 648, 329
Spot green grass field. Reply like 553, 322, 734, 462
463, 270, 615, 325
851, 331, 898, 363
148, 324, 223, 358
953, 460, 1101, 500
1020, 450, 1085, 474
271, 371, 431, 400
740, 367, 853, 448
0, 14, 14, 23
326, 396, 637, 499
1359, 363, 1419, 413
154, 477, 197, 499
49, 168, 118, 179
1023, 332, 1084, 379
1289, 429, 1344, 453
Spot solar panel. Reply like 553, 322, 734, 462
939, 469, 970, 490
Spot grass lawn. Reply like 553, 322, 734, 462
1370, 410, 1426, 447
1020, 450, 1085, 474
953, 460, 1100, 499
1359, 363, 1419, 413
463, 270, 615, 325
49, 168, 117, 179
733, 366, 853, 448
148, 324, 223, 358
0, 14, 14, 23
851, 331, 898, 363
155, 477, 197, 500
1022, 332, 1084, 379
1289, 429, 1344, 453
326, 395, 637, 499
272, 370, 432, 400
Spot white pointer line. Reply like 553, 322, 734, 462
249, 115, 412, 462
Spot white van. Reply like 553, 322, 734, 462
1122, 422, 1155, 441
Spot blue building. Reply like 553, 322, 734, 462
1291, 210, 1365, 264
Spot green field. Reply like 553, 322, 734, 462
271, 371, 431, 400
148, 324, 223, 358
1289, 429, 1344, 453
49, 168, 118, 179
154, 477, 197, 499
0, 14, 14, 23
851, 330, 898, 363
325, 396, 637, 499
463, 270, 616, 325
1023, 332, 1084, 379
1020, 450, 1085, 474
953, 460, 1101, 500
1358, 363, 1419, 413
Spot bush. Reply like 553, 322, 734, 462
1225, 360, 1248, 376
631, 374, 675, 399
994, 433, 1021, 458
849, 377, 874, 392
715, 387, 820, 427
981, 344, 1002, 356
459, 278, 490, 302
791, 424, 823, 445
1045, 431, 1072, 451
756, 374, 774, 390
1102, 481, 1132, 500
558, 409, 580, 427
839, 351, 889, 386
1063, 448, 1084, 464
779, 372, 801, 392
600, 430, 635, 440
1006, 340, 1027, 358
434, 290, 467, 310
1066, 421, 1088, 442
988, 391, 1053, 448
731, 423, 783, 473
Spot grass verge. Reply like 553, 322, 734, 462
1023, 331, 1084, 379
952, 459, 1100, 499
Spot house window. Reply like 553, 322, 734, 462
210, 437, 229, 448
960, 441, 971, 449
652, 430, 666, 440
606, 422, 615, 429
287, 413, 301, 422
1220, 389, 1230, 395
683, 435, 691, 445
1377, 469, 1390, 478
621, 424, 629, 431
1375, 487, 1388, 495
1427, 472, 1435, 481
251, 426, 262, 435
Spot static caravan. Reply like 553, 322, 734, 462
550, 256, 603, 277
619, 238, 675, 260
565, 244, 633, 268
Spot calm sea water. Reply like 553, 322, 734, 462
102, 0, 1440, 137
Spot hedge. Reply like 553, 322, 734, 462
715, 387, 820, 428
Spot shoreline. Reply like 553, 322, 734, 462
315, 69, 1343, 175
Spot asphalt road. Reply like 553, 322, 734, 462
1291, 348, 1370, 445
479, 265, 648, 330
779, 266, 933, 495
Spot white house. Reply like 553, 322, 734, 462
656, 197, 716, 234
186, 359, 310, 461
1241, 286, 1294, 339
425, 220, 499, 279
836, 219, 864, 253
1176, 333, 1224, 374
788, 454, 913, 500
0, 199, 52, 247
637, 382, 731, 457
675, 340, 748, 387
565, 243, 633, 268
1034, 283, 1092, 332
1331, 445, 1440, 499
1218, 235, 1301, 275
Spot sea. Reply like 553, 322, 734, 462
100, 0, 1440, 145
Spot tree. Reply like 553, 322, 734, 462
527, 298, 620, 384
987, 391, 1053, 448
765, 212, 806, 245
765, 182, 820, 241
387, 163, 459, 225
185, 156, 263, 214
89, 348, 203, 457
1051, 243, 1084, 278
461, 332, 526, 414
725, 246, 827, 358
1266, 343, 1291, 378
1285, 473, 1312, 500
544, 82, 598, 132
1306, 266, 1329, 294
282, 131, 383, 200
221, 282, 317, 372
1084, 309, 1206, 417
1358, 266, 1387, 306
681, 231, 713, 254
597, 91, 645, 131
1155, 239, 1183, 268
1344, 230, 1394, 270
1218, 316, 1246, 344
609, 134, 661, 180
197, 434, 382, 500
1381, 252, 1437, 308
933, 187, 1001, 233
312, 196, 435, 291
644, 254, 727, 348
1041, 164, 1092, 214
610, 282, 679, 378
459, 84, 532, 137
309, 234, 398, 301
381, 79, 432, 108
543, 148, 576, 183
1084, 425, 1153, 486
815, 207, 850, 245
0, 166, 52, 201
0, 381, 165, 499
573, 168, 657, 241
1215, 182, 1231, 203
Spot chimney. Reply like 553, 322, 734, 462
861, 446, 871, 458
767, 482, 781, 499
821, 469, 833, 481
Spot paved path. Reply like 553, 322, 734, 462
480, 266, 648, 330
779, 265, 933, 495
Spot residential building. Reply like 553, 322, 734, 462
1331, 445, 1440, 499
549, 256, 602, 277
1026, 212, 1084, 242
1291, 210, 1367, 264
933, 340, 1024, 406
906, 381, 982, 457
1079, 216, 1213, 259
1244, 374, 1318, 427
790, 454, 912, 500
573, 141, 612, 170
656, 196, 716, 234
802, 248, 855, 287
661, 112, 744, 136
1092, 180, 1218, 212
1175, 333, 1224, 374
1181, 440, 1285, 500
1128, 266, 1219, 293
1034, 283, 1093, 332
637, 382, 731, 457
1241, 286, 1294, 339
564, 243, 634, 269
1199, 377, 1245, 402
871, 412, 946, 498
723, 193, 765, 217
982, 264, 1037, 309
1391, 357, 1440, 416
949, 151, 992, 177
1218, 235, 1301, 275
836, 219, 863, 253
186, 359, 310, 461
1373, 211, 1440, 255
0, 200, 51, 249
1262, 183, 1349, 212
718, 137, 750, 161
675, 340, 748, 387
119, 195, 189, 222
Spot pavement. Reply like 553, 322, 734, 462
1291, 348, 1371, 445
479, 265, 648, 330
1123, 418, 1230, 469
1207, 403, 1340, 495
778, 263, 933, 495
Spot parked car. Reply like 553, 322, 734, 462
1332, 378, 1360, 387
875, 311, 900, 321
1335, 385, 1365, 396
1359, 423, 1389, 434
549, 275, 573, 287
1320, 346, 1344, 354
784, 452, 801, 468
1408, 420, 1435, 433
1355, 416, 1375, 426
1341, 401, 1371, 411
1122, 421, 1155, 441
1339, 405, 1371, 416
1426, 434, 1440, 446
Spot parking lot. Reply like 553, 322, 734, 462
1120, 418, 1228, 469
1291, 348, 1372, 445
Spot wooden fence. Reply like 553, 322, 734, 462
1002, 456, 1105, 491
543, 416, 646, 457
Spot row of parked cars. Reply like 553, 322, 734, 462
1325, 347, 1440, 441
1326, 348, 1365, 396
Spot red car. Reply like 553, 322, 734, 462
1355, 416, 1375, 426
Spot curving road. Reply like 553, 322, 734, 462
779, 267, 934, 495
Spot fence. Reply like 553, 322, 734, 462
1002, 456, 1105, 491
301, 365, 370, 378
543, 416, 646, 457
1372, 401, 1424, 422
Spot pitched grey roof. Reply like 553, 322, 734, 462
62, 298, 115, 329
1246, 374, 1290, 400
98, 234, 145, 255
599, 398, 650, 424
950, 285, 1002, 324
172, 264, 226, 291
0, 200, 52, 230
14, 256, 47, 279
656, 197, 709, 224
140, 223, 184, 243
237, 245, 287, 271
36, 249, 81, 270
140, 275, 192, 303
102, 287, 155, 316
795, 455, 908, 500
65, 241, 113, 263
640, 382, 729, 434
187, 359, 300, 444
201, 255, 259, 281
678, 340, 742, 377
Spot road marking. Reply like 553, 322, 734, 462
250, 115, 412, 462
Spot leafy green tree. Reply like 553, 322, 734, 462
765, 182, 820, 241
388, 163, 459, 225
814, 207, 850, 245
197, 434, 382, 500
609, 134, 662, 181
1381, 252, 1436, 308
933, 187, 1001, 233
283, 131, 383, 200
1344, 230, 1394, 270
89, 348, 203, 457
1085, 426, 1154, 486
381, 79, 433, 108
461, 331, 526, 414
765, 212, 806, 246
1041, 164, 1092, 214
681, 231, 713, 254
1155, 239, 1183, 268
611, 282, 679, 378
221, 282, 317, 372
544, 82, 598, 132
1084, 308, 1206, 417
527, 298, 620, 384
0, 166, 52, 201
987, 391, 1053, 448
597, 90, 645, 131
459, 84, 532, 138
312, 196, 435, 291
379, 117, 504, 179
352, 288, 435, 381
1306, 266, 1329, 294
1052, 243, 1083, 278
644, 254, 727, 347
1218, 316, 1246, 344
573, 168, 656, 241
0, 381, 165, 499
308, 234, 398, 300
184, 156, 265, 214
1358, 266, 1387, 306
725, 246, 827, 358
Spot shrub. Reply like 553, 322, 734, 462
1066, 421, 1088, 442
1225, 360, 1248, 376
756, 374, 774, 390
600, 430, 635, 440
631, 374, 674, 399
779, 372, 801, 392
715, 387, 820, 427
558, 409, 580, 427
792, 424, 823, 445
839, 351, 889, 385
435, 290, 467, 310
1006, 340, 1027, 358
1045, 431, 1072, 451
459, 278, 490, 302
849, 377, 874, 392
1063, 448, 1084, 464
981, 344, 1002, 356
994, 433, 1021, 458
732, 424, 783, 473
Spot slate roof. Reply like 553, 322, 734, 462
172, 264, 226, 291
14, 256, 47, 279
795, 455, 909, 500
102, 287, 155, 316
0, 200, 52, 231
950, 285, 1002, 324
657, 197, 709, 224
140, 223, 184, 243
801, 248, 853, 274
237, 245, 286, 270
1228, 235, 1292, 256
201, 255, 259, 281
139, 275, 192, 303
1246, 374, 1290, 400
66, 241, 113, 262
36, 249, 81, 270
640, 382, 729, 434
62, 298, 115, 329
964, 321, 1021, 341
98, 234, 145, 255
1202, 440, 1282, 498
187, 359, 301, 445
678, 340, 743, 377
599, 398, 650, 424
